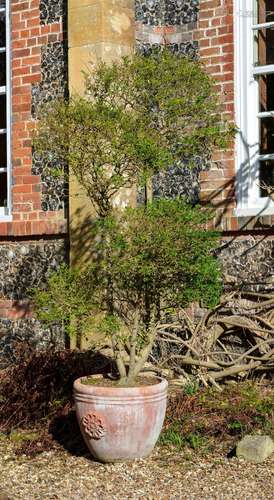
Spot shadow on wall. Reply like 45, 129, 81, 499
201, 156, 274, 292
70, 158, 274, 294
70, 207, 100, 269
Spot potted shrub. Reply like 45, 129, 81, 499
33, 51, 232, 462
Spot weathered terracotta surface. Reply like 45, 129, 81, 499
73, 376, 168, 463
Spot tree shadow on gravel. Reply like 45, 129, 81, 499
48, 351, 114, 460
50, 408, 91, 458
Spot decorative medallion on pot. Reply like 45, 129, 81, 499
81, 412, 106, 440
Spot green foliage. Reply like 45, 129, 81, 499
159, 424, 210, 452
183, 380, 200, 396
87, 51, 233, 158
9, 431, 39, 444
159, 422, 185, 449
227, 420, 244, 434
33, 199, 221, 356
30, 265, 95, 338
185, 433, 210, 451
35, 50, 234, 217
33, 50, 232, 382
162, 382, 274, 455
115, 199, 221, 310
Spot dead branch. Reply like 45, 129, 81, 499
153, 291, 274, 387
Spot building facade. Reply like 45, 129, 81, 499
1, 0, 274, 363
0, 0, 68, 363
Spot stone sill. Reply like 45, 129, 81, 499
234, 206, 274, 217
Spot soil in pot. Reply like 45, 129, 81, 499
82, 375, 158, 388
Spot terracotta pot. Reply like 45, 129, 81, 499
73, 375, 168, 463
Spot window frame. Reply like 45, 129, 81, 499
0, 0, 11, 221
234, 0, 274, 216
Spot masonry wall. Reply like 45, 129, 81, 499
195, 0, 274, 290
135, 0, 203, 204
136, 0, 274, 291
2, 0, 274, 367
68, 0, 134, 268
0, 0, 68, 363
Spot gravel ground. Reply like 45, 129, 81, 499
0, 442, 273, 500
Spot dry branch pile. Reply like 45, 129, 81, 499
154, 292, 274, 387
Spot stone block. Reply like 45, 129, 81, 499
68, 0, 135, 268
236, 435, 274, 463
68, 5, 102, 47
68, 1, 134, 48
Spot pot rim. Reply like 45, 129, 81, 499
73, 374, 168, 397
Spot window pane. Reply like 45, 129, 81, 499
0, 12, 5, 49
0, 94, 6, 129
256, 0, 274, 23
254, 1, 274, 65
0, 171, 7, 206
260, 117, 274, 153
254, 28, 274, 66
0, 133, 6, 167
0, 52, 5, 86
259, 160, 274, 196
0, 1, 5, 7
259, 74, 274, 111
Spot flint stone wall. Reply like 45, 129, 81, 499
135, 0, 199, 26
135, 0, 204, 204
32, 2, 68, 212
0, 240, 66, 299
0, 239, 67, 364
0, 319, 64, 369
40, 0, 66, 25
219, 238, 274, 291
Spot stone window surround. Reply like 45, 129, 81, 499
0, 0, 11, 222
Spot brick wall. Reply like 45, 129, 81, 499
0, 0, 67, 352
135, 1, 274, 291
0, 0, 67, 238
195, 0, 236, 231
196, 0, 274, 233
1, 0, 274, 349
196, 0, 274, 291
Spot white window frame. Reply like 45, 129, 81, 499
0, 0, 12, 221
234, 0, 274, 216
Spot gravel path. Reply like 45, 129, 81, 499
0, 443, 273, 500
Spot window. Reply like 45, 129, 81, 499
0, 0, 11, 219
235, 0, 274, 215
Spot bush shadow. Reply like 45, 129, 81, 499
50, 408, 91, 458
